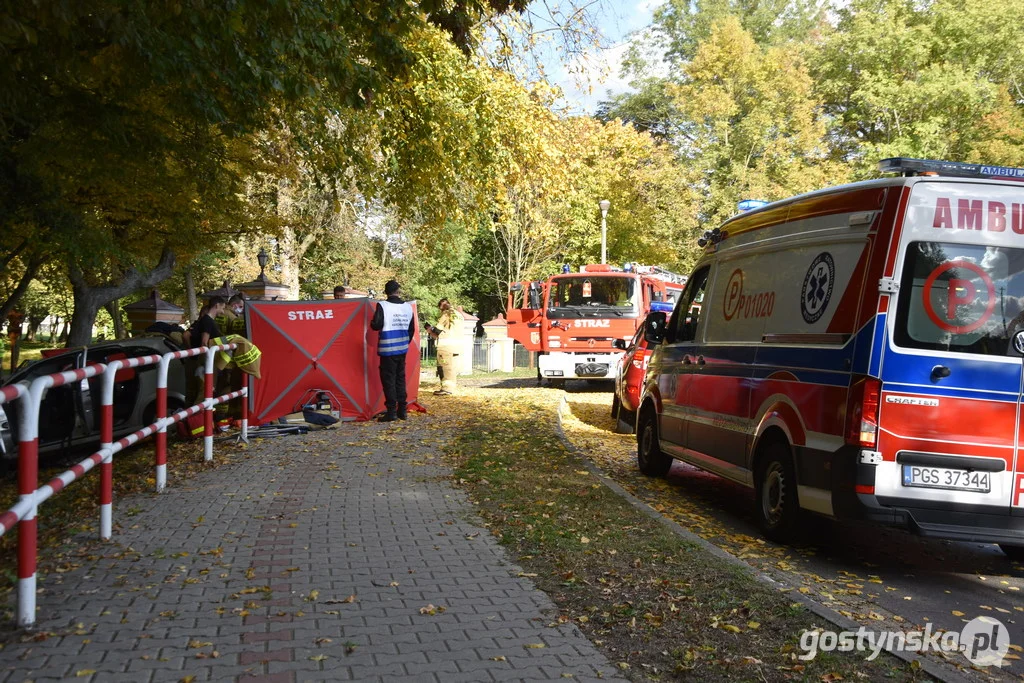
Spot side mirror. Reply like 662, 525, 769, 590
509, 282, 523, 292
1014, 330, 1024, 355
528, 282, 542, 309
612, 338, 627, 350
644, 311, 667, 346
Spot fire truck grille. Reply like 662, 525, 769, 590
575, 362, 610, 377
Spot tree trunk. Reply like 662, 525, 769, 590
58, 320, 69, 344
25, 317, 42, 342
0, 254, 44, 326
67, 248, 177, 347
105, 299, 127, 339
279, 224, 301, 299
184, 266, 198, 322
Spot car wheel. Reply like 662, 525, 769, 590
636, 407, 671, 477
549, 379, 565, 390
610, 394, 620, 419
755, 442, 802, 542
999, 544, 1024, 562
143, 398, 186, 431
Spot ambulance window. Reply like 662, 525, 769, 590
669, 266, 709, 343
895, 242, 1024, 356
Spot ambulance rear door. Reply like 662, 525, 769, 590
882, 179, 1024, 519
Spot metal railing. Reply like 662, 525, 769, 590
0, 343, 248, 627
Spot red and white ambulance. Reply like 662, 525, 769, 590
637, 158, 1024, 557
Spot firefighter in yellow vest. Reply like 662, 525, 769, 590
215, 294, 247, 337
425, 298, 463, 396
213, 295, 248, 420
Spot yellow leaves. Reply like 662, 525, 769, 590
721, 624, 741, 634
524, 643, 546, 649
305, 589, 320, 602
187, 640, 212, 649
951, 610, 966, 617
309, 654, 328, 662
75, 671, 96, 677
643, 612, 663, 627
491, 656, 507, 661
746, 621, 760, 629
419, 604, 446, 615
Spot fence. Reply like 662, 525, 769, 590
0, 343, 248, 627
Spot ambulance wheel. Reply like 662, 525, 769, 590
999, 544, 1024, 562
755, 442, 801, 543
637, 407, 670, 477
549, 379, 565, 390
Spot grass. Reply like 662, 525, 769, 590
439, 387, 926, 682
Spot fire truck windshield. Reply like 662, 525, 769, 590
547, 275, 638, 318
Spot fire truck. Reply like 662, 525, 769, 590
506, 264, 686, 387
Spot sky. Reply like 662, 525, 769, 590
546, 0, 664, 114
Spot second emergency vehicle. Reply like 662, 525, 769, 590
506, 264, 685, 387
638, 158, 1024, 557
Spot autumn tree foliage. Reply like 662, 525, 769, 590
0, 0, 529, 345
602, 0, 1024, 231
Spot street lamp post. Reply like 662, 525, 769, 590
599, 199, 611, 264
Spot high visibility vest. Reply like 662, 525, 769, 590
213, 310, 235, 334
212, 335, 262, 373
378, 301, 413, 356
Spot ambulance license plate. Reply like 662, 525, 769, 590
901, 466, 990, 492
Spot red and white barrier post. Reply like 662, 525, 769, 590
240, 373, 249, 443
155, 355, 170, 492
16, 380, 42, 628
203, 347, 215, 462
16, 366, 104, 627
99, 361, 118, 541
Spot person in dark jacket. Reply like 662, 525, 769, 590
369, 280, 416, 422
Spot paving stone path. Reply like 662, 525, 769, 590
0, 412, 626, 683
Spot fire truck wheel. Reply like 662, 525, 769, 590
999, 544, 1024, 562
755, 442, 801, 542
549, 378, 565, 390
637, 408, 670, 477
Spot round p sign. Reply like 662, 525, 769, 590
922, 260, 996, 334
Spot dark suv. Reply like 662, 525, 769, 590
0, 337, 189, 460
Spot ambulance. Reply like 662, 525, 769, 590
637, 158, 1024, 558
